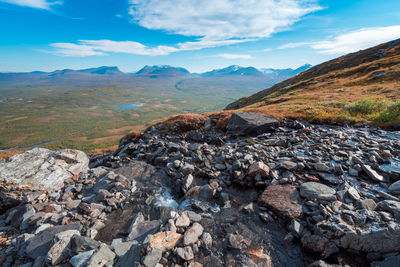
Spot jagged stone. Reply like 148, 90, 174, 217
184, 223, 204, 246
148, 231, 182, 252
226, 112, 279, 136
25, 223, 82, 258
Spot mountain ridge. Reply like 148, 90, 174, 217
225, 38, 400, 126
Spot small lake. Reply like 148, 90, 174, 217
96, 94, 107, 97
116, 104, 143, 110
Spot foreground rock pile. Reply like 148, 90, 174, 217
1, 112, 400, 266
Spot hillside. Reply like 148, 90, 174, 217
226, 39, 400, 126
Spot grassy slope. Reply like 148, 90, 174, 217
225, 39, 400, 126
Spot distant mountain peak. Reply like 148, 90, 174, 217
136, 65, 190, 76
202, 65, 264, 77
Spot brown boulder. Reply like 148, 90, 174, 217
259, 184, 303, 220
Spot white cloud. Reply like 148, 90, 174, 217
129, 0, 320, 41
47, 0, 322, 57
47, 38, 255, 57
218, 54, 252, 59
279, 25, 400, 54
0, 0, 62, 10
311, 25, 400, 54
50, 43, 105, 57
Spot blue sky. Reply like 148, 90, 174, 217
1, 0, 400, 73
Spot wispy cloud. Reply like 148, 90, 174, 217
278, 42, 312, 49
279, 25, 400, 54
47, 0, 320, 57
218, 54, 252, 59
0, 0, 62, 10
48, 39, 253, 57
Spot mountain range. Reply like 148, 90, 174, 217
1, 64, 311, 79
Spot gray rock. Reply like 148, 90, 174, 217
46, 230, 80, 265
215, 163, 226, 170
0, 148, 88, 192
378, 200, 400, 220
184, 223, 204, 246
362, 164, 384, 182
281, 161, 297, 171
25, 223, 82, 258
389, 180, 400, 194
339, 226, 400, 253
7, 204, 35, 230
198, 184, 214, 201
185, 211, 202, 222
175, 212, 190, 227
289, 219, 303, 237
115, 244, 141, 267
349, 168, 359, 177
371, 255, 400, 267
226, 112, 279, 136
143, 247, 162, 267
300, 182, 336, 201
111, 238, 138, 257
175, 246, 194, 261
87, 244, 115, 266
227, 233, 251, 250
202, 232, 213, 250
70, 234, 101, 253
127, 220, 161, 242
182, 174, 194, 192
313, 163, 330, 172
347, 187, 360, 201
70, 250, 95, 267
359, 199, 377, 211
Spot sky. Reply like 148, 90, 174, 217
0, 0, 400, 73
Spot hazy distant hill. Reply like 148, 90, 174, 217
201, 65, 264, 77
136, 65, 190, 77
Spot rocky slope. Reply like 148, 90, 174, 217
1, 112, 400, 266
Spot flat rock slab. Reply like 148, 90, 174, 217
339, 226, 400, 253
115, 160, 157, 183
226, 112, 280, 136
126, 220, 161, 242
258, 184, 303, 220
299, 182, 336, 201
25, 223, 82, 258
0, 148, 88, 192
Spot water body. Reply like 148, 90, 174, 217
116, 104, 143, 110
96, 94, 107, 97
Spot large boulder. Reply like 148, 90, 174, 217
339, 226, 400, 253
25, 223, 82, 258
226, 112, 279, 136
0, 148, 89, 192
259, 184, 303, 220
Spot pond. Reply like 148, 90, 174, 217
116, 104, 143, 110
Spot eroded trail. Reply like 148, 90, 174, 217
1, 112, 400, 266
